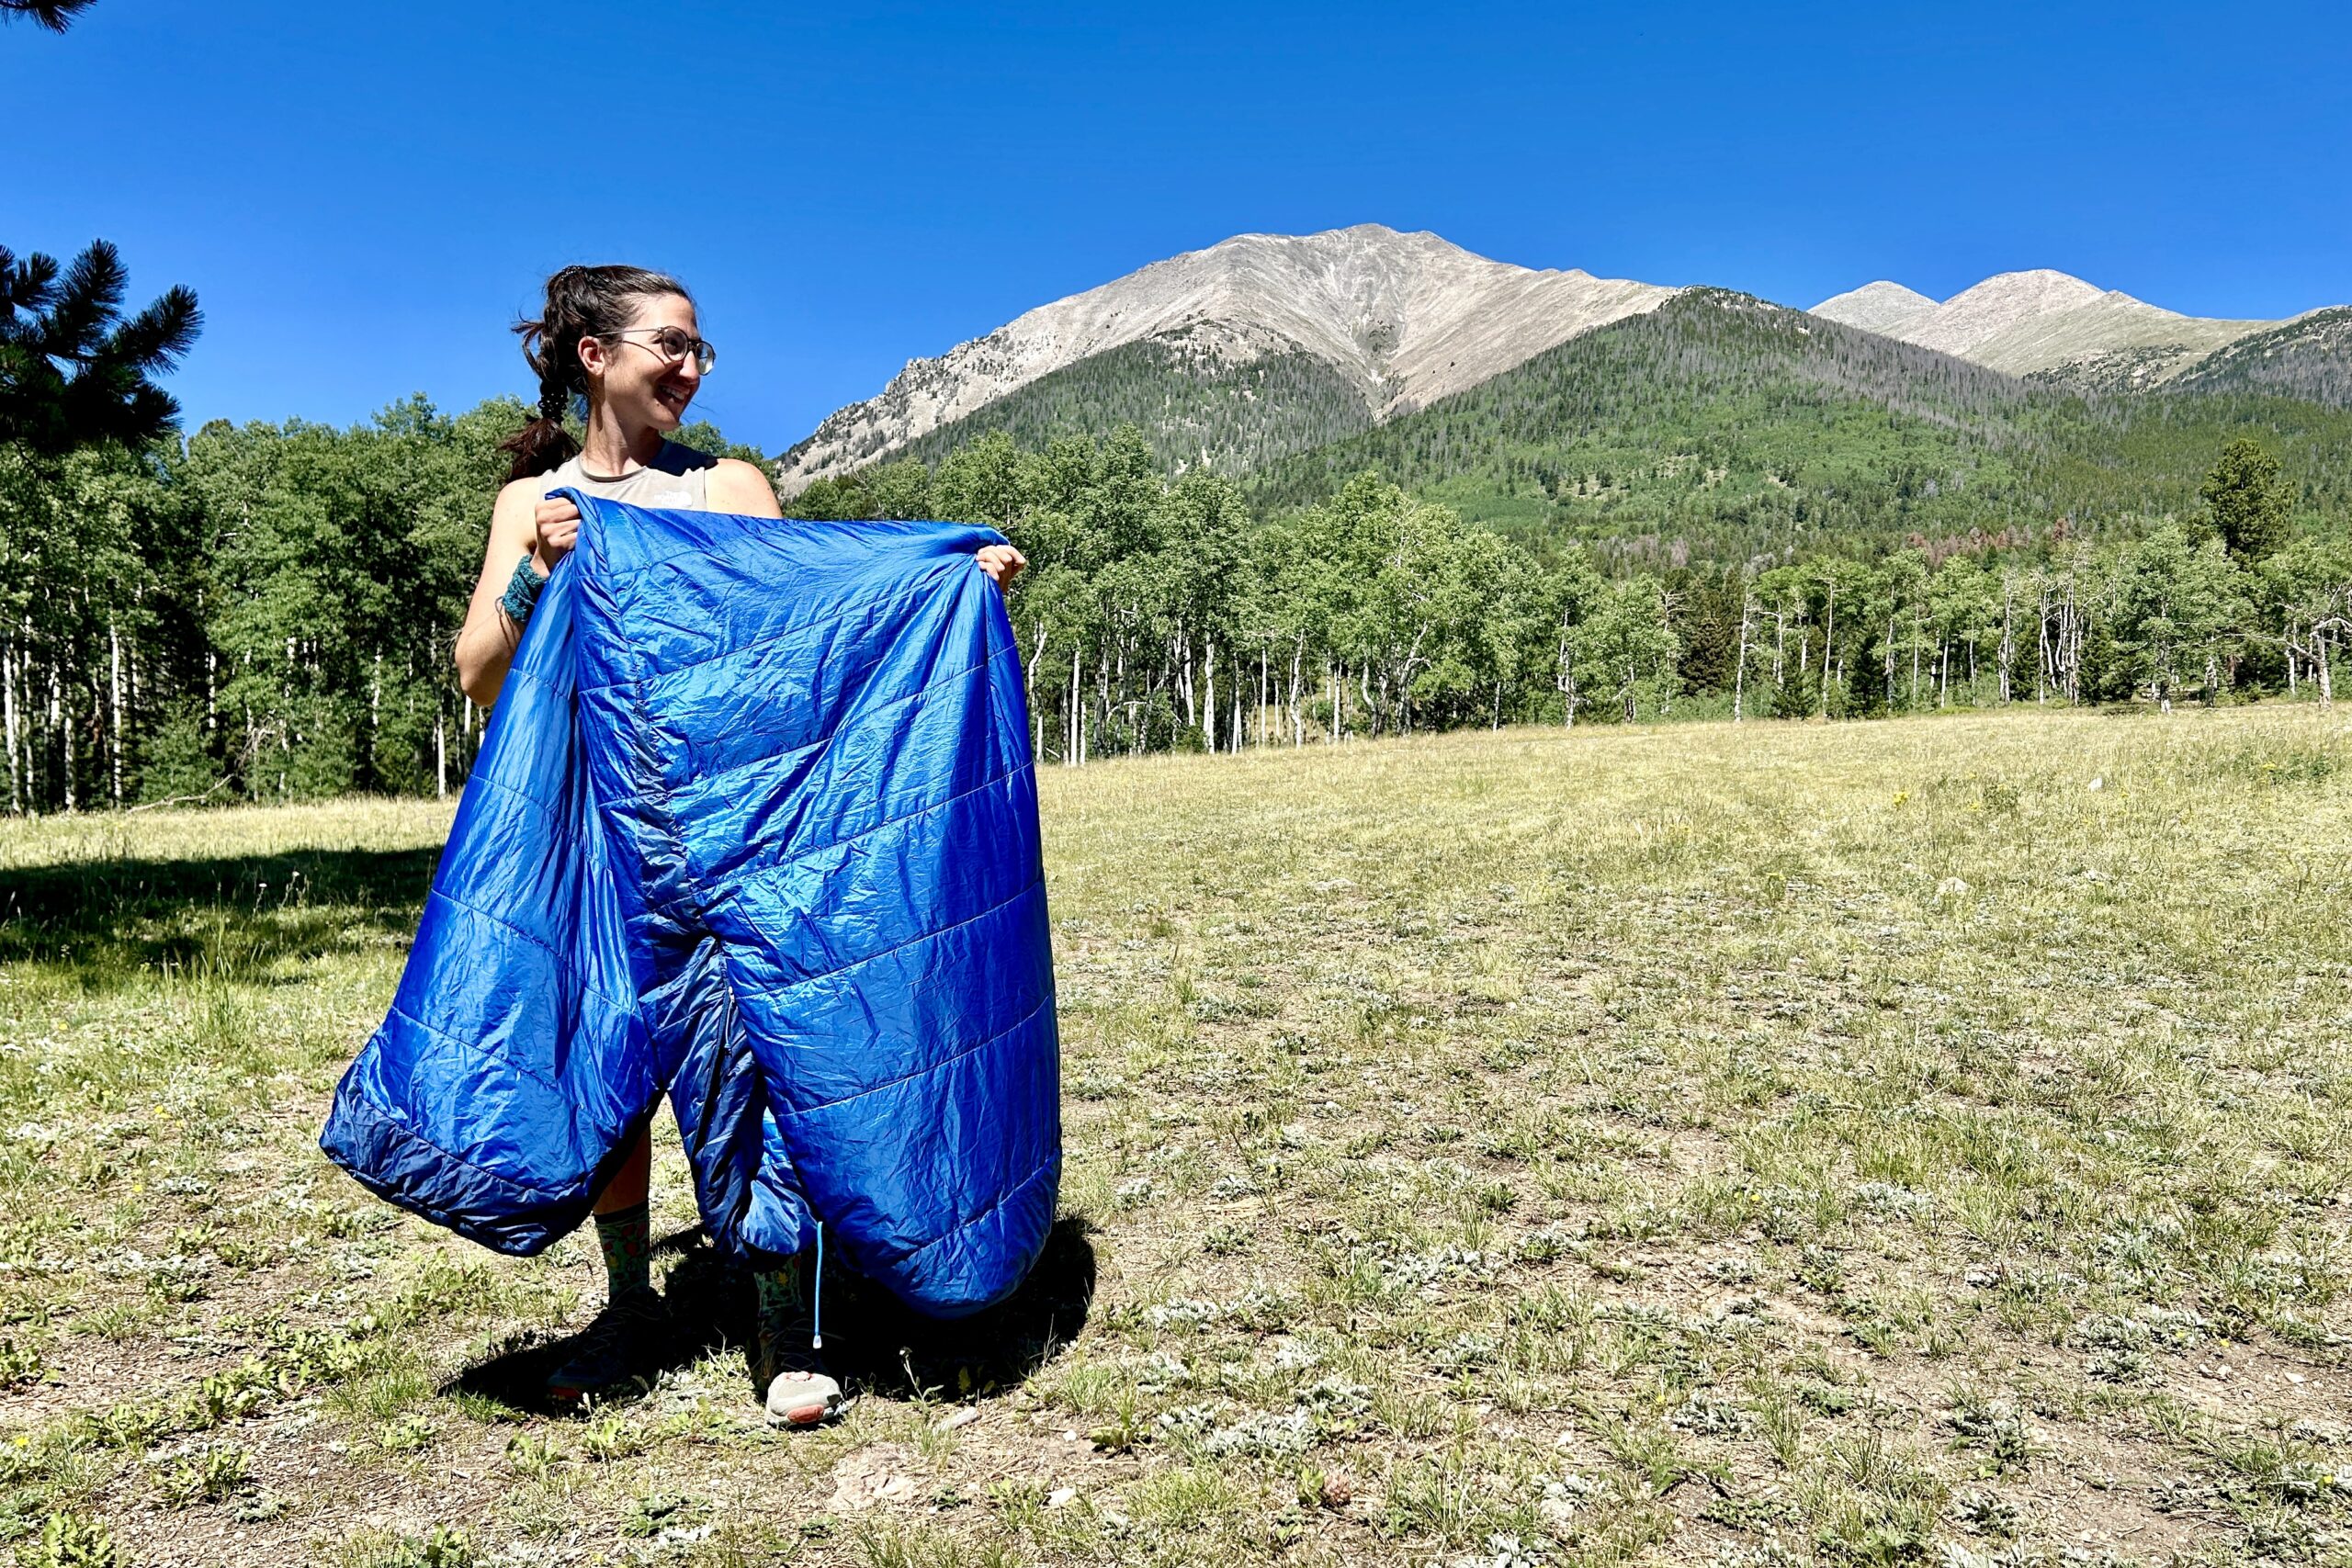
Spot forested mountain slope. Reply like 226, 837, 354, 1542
1249, 290, 2352, 566
888, 334, 1377, 478
2170, 307, 2352, 408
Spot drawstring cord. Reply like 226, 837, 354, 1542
811, 1223, 824, 1350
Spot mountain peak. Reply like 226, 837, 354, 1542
778, 226, 1678, 491
1811, 280, 1939, 337
1905, 270, 2108, 357
1806, 266, 2296, 379
1964, 267, 2102, 294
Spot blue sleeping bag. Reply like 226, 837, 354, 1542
320, 492, 1061, 1317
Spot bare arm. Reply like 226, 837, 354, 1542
455, 479, 575, 708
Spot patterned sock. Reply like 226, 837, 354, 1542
594, 1200, 651, 1300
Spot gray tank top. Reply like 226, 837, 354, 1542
538, 439, 715, 509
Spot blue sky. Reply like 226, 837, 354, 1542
8, 0, 2349, 451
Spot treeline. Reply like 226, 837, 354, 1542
1, 399, 2346, 813
0, 398, 760, 812
0, 399, 504, 810
790, 428, 2352, 762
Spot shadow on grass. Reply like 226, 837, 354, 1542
0, 845, 439, 987
450, 1216, 1098, 1418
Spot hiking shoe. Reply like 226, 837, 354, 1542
755, 1269, 845, 1427
761, 1319, 846, 1427
763, 1364, 845, 1427
545, 1286, 665, 1404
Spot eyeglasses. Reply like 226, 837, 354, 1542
603, 326, 717, 375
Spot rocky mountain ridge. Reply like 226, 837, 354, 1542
776, 228, 2348, 491
777, 225, 1675, 492
1810, 268, 2286, 386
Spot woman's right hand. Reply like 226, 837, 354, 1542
532, 497, 582, 573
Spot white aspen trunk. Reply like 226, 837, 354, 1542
1176, 629, 1194, 728
1026, 622, 1046, 759
53, 663, 73, 813
1288, 641, 1303, 746
1184, 630, 1197, 728
1258, 647, 1269, 748
1261, 649, 1279, 751
368, 650, 382, 789
2069, 592, 2085, 705
1998, 581, 2014, 705
127, 587, 141, 735
109, 617, 124, 805
1885, 614, 1897, 709
1733, 589, 1752, 723
4, 641, 17, 814
1819, 584, 1836, 720
2035, 604, 2049, 705
2034, 589, 2051, 705
1558, 625, 1576, 728
1112, 639, 1125, 759
435, 706, 447, 798
1202, 641, 1216, 754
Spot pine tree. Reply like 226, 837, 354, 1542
2200, 437, 2295, 562
0, 0, 99, 30
0, 241, 200, 456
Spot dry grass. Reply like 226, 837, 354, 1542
0, 705, 2346, 1566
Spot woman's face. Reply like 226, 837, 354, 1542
578, 292, 702, 433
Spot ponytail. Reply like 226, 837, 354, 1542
500, 264, 691, 481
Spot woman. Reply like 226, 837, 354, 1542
456, 264, 1023, 1422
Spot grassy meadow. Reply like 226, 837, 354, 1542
0, 706, 2346, 1567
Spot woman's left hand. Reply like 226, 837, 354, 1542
977, 544, 1026, 590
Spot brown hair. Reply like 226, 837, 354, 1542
499, 264, 692, 480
